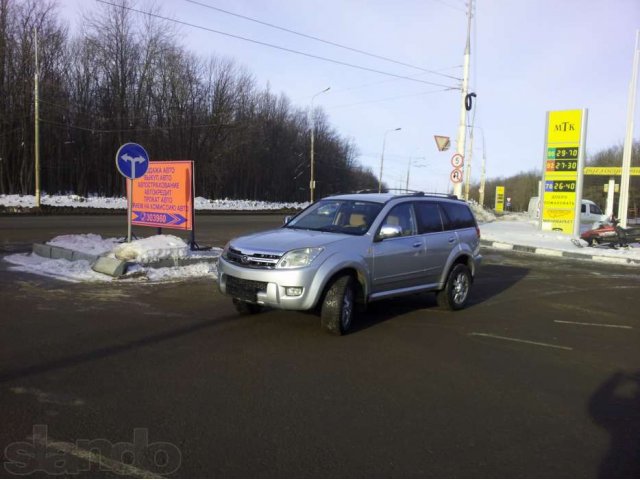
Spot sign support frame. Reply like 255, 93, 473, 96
572, 109, 588, 237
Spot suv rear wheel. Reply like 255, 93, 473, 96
321, 275, 355, 335
436, 264, 471, 310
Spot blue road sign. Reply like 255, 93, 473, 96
116, 143, 150, 179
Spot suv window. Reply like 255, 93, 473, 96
441, 202, 476, 230
414, 202, 444, 234
381, 203, 416, 237
287, 200, 383, 235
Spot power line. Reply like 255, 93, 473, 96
327, 87, 455, 110
185, 0, 462, 82
94, 0, 459, 90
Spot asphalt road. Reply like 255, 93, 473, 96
1, 215, 639, 478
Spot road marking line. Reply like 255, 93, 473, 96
30, 434, 163, 479
553, 320, 633, 329
469, 332, 573, 351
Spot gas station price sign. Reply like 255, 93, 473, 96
540, 109, 587, 235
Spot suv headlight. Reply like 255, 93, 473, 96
276, 247, 323, 269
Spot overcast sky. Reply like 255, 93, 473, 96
57, 0, 640, 194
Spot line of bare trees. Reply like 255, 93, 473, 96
0, 0, 380, 201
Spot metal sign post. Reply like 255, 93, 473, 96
115, 143, 150, 243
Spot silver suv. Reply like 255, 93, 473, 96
217, 192, 482, 335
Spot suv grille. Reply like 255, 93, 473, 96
227, 247, 281, 269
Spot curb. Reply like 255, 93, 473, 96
32, 243, 219, 278
480, 240, 640, 266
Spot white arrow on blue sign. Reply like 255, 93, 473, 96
115, 142, 150, 180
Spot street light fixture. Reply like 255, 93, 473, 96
309, 86, 330, 203
378, 127, 401, 193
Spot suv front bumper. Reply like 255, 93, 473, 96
217, 256, 322, 310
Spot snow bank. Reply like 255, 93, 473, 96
4, 234, 221, 283
468, 200, 496, 224
0, 194, 307, 211
113, 235, 188, 262
48, 233, 120, 255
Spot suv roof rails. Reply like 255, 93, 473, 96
345, 189, 459, 201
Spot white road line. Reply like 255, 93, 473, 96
469, 332, 573, 351
553, 320, 633, 329
30, 434, 163, 479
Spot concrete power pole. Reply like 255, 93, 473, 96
617, 31, 640, 228
479, 132, 487, 207
453, 0, 473, 198
464, 124, 475, 201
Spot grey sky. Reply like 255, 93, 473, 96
57, 0, 640, 194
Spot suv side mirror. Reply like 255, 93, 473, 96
376, 224, 402, 241
283, 215, 292, 225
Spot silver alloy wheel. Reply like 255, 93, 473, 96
452, 271, 470, 305
341, 286, 354, 330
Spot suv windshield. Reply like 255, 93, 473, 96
286, 200, 383, 235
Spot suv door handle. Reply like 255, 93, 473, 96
412, 242, 422, 248
448, 237, 456, 243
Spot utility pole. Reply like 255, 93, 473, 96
617, 30, 639, 228
378, 127, 401, 193
309, 87, 330, 203
464, 124, 475, 201
453, 0, 473, 199
34, 28, 41, 208
479, 131, 487, 207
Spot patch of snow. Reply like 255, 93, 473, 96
112, 234, 188, 262
48, 233, 120, 256
468, 200, 496, 224
3, 234, 223, 283
481, 219, 640, 261
4, 254, 110, 282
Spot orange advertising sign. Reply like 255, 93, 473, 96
131, 161, 194, 230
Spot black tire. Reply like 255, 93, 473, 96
436, 264, 472, 311
320, 275, 355, 335
232, 298, 263, 315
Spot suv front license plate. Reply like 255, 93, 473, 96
226, 275, 267, 302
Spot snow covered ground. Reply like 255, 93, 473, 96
5, 234, 222, 283
0, 194, 307, 211
2, 194, 639, 284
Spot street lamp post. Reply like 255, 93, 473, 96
309, 86, 330, 203
378, 127, 401, 193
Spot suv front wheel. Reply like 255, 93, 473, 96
321, 275, 355, 335
436, 264, 472, 310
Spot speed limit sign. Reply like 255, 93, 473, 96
450, 168, 463, 183
451, 153, 464, 168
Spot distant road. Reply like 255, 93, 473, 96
0, 214, 284, 253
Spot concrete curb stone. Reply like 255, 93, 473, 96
480, 239, 640, 266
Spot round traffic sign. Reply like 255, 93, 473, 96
451, 153, 464, 168
450, 168, 463, 183
116, 143, 150, 180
